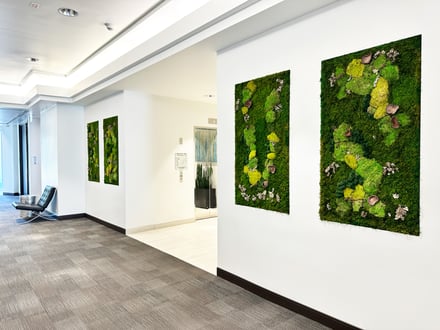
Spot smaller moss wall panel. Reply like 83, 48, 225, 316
235, 70, 290, 214
103, 116, 119, 185
87, 121, 100, 182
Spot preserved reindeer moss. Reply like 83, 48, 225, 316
235, 71, 290, 214
320, 35, 421, 235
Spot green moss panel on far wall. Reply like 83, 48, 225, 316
103, 116, 119, 185
87, 121, 99, 182
235, 70, 290, 214
320, 35, 421, 235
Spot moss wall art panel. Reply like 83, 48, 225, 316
235, 70, 290, 214
87, 121, 100, 182
103, 116, 119, 185
320, 35, 421, 235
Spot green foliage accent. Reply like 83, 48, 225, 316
333, 123, 351, 143
248, 170, 262, 186
346, 59, 365, 77
336, 85, 348, 100
355, 158, 383, 194
333, 142, 364, 162
235, 70, 290, 214
195, 163, 213, 188
367, 201, 386, 218
267, 132, 280, 143
381, 64, 399, 81
320, 35, 421, 235
396, 113, 411, 126
346, 76, 374, 95
243, 126, 256, 147
87, 121, 100, 182
370, 77, 389, 110
344, 154, 357, 169
103, 116, 119, 185
372, 54, 387, 70
264, 90, 280, 111
242, 88, 252, 103
265, 110, 276, 123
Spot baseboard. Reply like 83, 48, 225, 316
126, 218, 195, 234
56, 213, 87, 220
216, 268, 360, 330
85, 214, 126, 234
3, 192, 19, 196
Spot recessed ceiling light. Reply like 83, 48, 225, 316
104, 22, 113, 31
29, 2, 40, 9
58, 8, 78, 17
26, 57, 39, 63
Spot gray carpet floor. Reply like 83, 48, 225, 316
0, 195, 329, 330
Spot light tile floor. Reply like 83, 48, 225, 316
129, 217, 217, 275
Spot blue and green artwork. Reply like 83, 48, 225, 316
235, 70, 290, 214
320, 35, 421, 235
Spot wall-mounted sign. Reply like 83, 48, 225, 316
175, 153, 187, 170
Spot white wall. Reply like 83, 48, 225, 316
125, 94, 217, 231
84, 90, 216, 231
56, 104, 86, 215
217, 0, 440, 329
40, 105, 58, 204
0, 125, 19, 194
28, 118, 41, 196
85, 93, 126, 228
40, 103, 86, 215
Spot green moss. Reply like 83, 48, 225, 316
333, 123, 351, 143
333, 142, 364, 162
344, 154, 358, 169
355, 158, 383, 194
319, 36, 421, 235
381, 64, 399, 81
370, 77, 389, 109
346, 76, 374, 95
264, 90, 280, 111
372, 54, 387, 70
265, 110, 276, 123
103, 116, 119, 185
235, 70, 290, 214
346, 59, 365, 77
243, 126, 256, 146
367, 201, 386, 218
87, 121, 100, 182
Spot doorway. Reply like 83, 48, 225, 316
194, 127, 217, 220
18, 124, 29, 195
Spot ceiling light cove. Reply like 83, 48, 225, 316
58, 8, 79, 17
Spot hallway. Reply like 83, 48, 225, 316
1, 196, 328, 329
129, 217, 217, 275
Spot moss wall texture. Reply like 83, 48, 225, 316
235, 70, 290, 214
320, 35, 421, 235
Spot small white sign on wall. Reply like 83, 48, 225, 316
175, 153, 187, 170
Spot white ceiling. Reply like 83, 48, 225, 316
0, 0, 344, 112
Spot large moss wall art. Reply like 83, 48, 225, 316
320, 35, 421, 235
103, 116, 119, 185
87, 121, 100, 182
235, 70, 290, 214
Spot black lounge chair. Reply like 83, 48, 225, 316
12, 185, 56, 223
